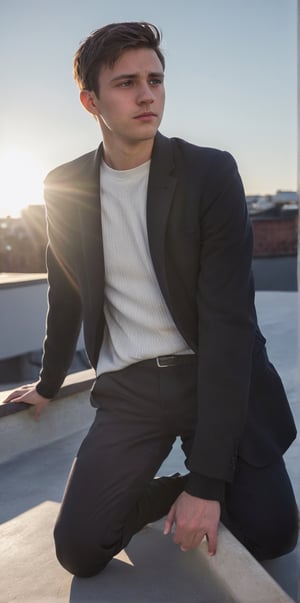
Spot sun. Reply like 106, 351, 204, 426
0, 147, 45, 217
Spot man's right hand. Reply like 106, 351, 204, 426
2, 384, 51, 420
164, 491, 220, 555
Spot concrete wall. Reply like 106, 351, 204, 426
0, 276, 86, 383
298, 0, 300, 288
0, 278, 48, 360
0, 277, 84, 361
252, 256, 297, 291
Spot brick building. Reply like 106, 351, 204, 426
251, 210, 298, 257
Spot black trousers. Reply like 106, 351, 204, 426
54, 358, 298, 577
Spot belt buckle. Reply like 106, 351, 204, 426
156, 355, 176, 368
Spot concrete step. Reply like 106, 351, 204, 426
0, 500, 295, 603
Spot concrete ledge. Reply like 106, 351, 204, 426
0, 272, 47, 288
0, 368, 95, 418
0, 370, 95, 464
197, 525, 295, 603
0, 502, 294, 603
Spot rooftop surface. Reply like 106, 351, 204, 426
0, 291, 299, 603
0, 272, 47, 287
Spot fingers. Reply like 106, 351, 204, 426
2, 391, 23, 403
173, 525, 205, 552
163, 504, 176, 535
34, 406, 40, 420
180, 538, 202, 552
164, 499, 219, 555
207, 526, 218, 556
2, 384, 36, 404
174, 526, 216, 554
32, 397, 50, 421
3, 392, 29, 404
1, 385, 50, 420
166, 494, 220, 555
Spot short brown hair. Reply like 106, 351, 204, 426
73, 22, 164, 97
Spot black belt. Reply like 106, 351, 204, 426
141, 354, 196, 368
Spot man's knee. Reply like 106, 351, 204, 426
256, 505, 299, 561
54, 519, 115, 577
230, 503, 299, 561
225, 457, 299, 560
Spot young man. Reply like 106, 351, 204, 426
5, 22, 298, 577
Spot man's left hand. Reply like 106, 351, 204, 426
163, 491, 221, 555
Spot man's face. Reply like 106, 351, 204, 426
90, 47, 165, 147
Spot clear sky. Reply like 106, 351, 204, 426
0, 0, 297, 216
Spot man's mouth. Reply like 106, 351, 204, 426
134, 112, 156, 119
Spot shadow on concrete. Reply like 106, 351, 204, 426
69, 521, 234, 603
0, 428, 88, 524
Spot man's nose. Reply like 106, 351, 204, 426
136, 83, 155, 104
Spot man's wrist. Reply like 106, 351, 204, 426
36, 380, 55, 400
185, 472, 225, 502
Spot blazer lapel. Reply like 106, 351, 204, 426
147, 132, 177, 308
77, 145, 104, 288
76, 145, 106, 366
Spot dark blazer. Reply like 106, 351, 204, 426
37, 132, 296, 500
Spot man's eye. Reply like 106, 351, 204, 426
149, 78, 163, 86
118, 80, 132, 87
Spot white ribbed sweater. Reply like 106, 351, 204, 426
96, 160, 192, 376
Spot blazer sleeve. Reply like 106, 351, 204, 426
36, 172, 83, 399
185, 151, 256, 501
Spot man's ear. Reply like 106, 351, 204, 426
80, 90, 99, 116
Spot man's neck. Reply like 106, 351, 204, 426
102, 137, 155, 170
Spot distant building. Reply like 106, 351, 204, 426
0, 195, 298, 290
0, 205, 47, 273
246, 190, 298, 258
272, 190, 298, 206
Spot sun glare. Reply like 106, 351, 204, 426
0, 147, 44, 217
